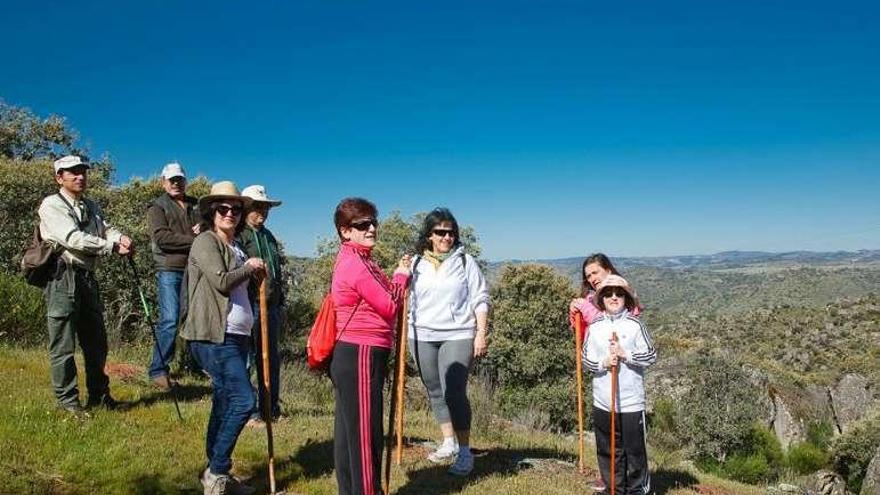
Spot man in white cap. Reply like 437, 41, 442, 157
145, 162, 200, 390
239, 184, 285, 424
38, 155, 133, 414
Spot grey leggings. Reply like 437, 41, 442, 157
410, 338, 474, 432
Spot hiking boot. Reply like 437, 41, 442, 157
590, 477, 607, 492
201, 468, 254, 495
427, 441, 458, 463
245, 416, 266, 428
152, 375, 176, 392
86, 393, 119, 410
448, 450, 474, 476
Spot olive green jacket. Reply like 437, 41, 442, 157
181, 231, 256, 344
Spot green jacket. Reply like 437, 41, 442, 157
182, 231, 257, 344
238, 225, 285, 307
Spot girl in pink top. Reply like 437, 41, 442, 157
330, 197, 410, 495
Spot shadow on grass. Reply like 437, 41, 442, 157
124, 383, 212, 410
653, 468, 699, 495
396, 445, 572, 495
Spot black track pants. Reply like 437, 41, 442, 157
593, 407, 651, 495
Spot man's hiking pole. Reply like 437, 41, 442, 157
609, 331, 619, 495
258, 278, 277, 494
383, 291, 409, 495
574, 314, 586, 473
127, 256, 183, 421
394, 292, 409, 465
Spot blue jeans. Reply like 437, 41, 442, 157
250, 303, 282, 418
189, 334, 255, 475
148, 271, 183, 379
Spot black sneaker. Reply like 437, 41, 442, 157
86, 393, 119, 410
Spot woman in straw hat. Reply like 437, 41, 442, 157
182, 181, 267, 495
582, 275, 656, 495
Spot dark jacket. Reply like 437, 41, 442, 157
147, 193, 199, 271
239, 224, 285, 307
182, 231, 257, 343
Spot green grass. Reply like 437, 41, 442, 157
0, 346, 760, 495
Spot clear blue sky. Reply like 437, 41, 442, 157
3, 0, 878, 260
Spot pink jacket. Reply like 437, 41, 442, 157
332, 242, 409, 349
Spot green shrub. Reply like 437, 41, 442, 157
649, 397, 683, 451
806, 420, 834, 449
786, 441, 829, 474
721, 453, 771, 484
832, 414, 880, 493
0, 271, 45, 345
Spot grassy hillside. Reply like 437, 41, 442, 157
0, 346, 759, 495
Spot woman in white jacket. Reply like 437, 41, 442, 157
409, 208, 490, 476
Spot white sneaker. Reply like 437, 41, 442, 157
447, 450, 474, 476
427, 442, 459, 463
201, 468, 255, 495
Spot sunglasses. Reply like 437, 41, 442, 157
350, 218, 378, 231
431, 229, 456, 238
216, 205, 243, 217
602, 288, 628, 299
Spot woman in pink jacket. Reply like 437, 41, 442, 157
330, 197, 411, 495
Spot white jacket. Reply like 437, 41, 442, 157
408, 246, 490, 341
583, 310, 656, 413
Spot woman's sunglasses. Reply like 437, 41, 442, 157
431, 229, 456, 238
350, 218, 378, 231
216, 205, 243, 217
602, 288, 628, 299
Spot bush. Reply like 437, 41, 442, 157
832, 414, 880, 493
0, 271, 45, 345
649, 397, 683, 452
482, 264, 579, 431
720, 453, 771, 484
786, 441, 829, 474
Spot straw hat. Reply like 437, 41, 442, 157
198, 181, 252, 214
594, 274, 640, 308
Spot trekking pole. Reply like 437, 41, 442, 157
609, 331, 619, 495
127, 256, 183, 422
383, 291, 409, 495
394, 292, 410, 465
258, 278, 277, 494
574, 314, 586, 473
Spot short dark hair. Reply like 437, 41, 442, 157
415, 207, 461, 254
334, 197, 378, 240
200, 200, 246, 236
581, 253, 621, 296
594, 285, 637, 312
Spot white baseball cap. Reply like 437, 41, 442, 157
161, 162, 186, 179
53, 155, 90, 173
241, 185, 282, 206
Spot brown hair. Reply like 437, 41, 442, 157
200, 200, 246, 236
334, 197, 378, 240
580, 253, 621, 296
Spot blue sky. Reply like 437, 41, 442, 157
3, 0, 878, 260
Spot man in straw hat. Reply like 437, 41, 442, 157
38, 155, 133, 414
239, 185, 285, 425
145, 162, 200, 390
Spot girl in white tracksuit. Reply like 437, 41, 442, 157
583, 275, 656, 495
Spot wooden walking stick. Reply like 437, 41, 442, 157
609, 331, 619, 495
383, 291, 409, 495
394, 292, 410, 465
259, 278, 277, 494
574, 314, 586, 473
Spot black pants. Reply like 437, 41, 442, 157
593, 407, 651, 495
330, 342, 390, 495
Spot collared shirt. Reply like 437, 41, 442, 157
38, 188, 124, 271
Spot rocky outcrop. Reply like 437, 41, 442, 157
861, 446, 880, 495
773, 394, 807, 448
804, 470, 847, 495
830, 374, 875, 434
